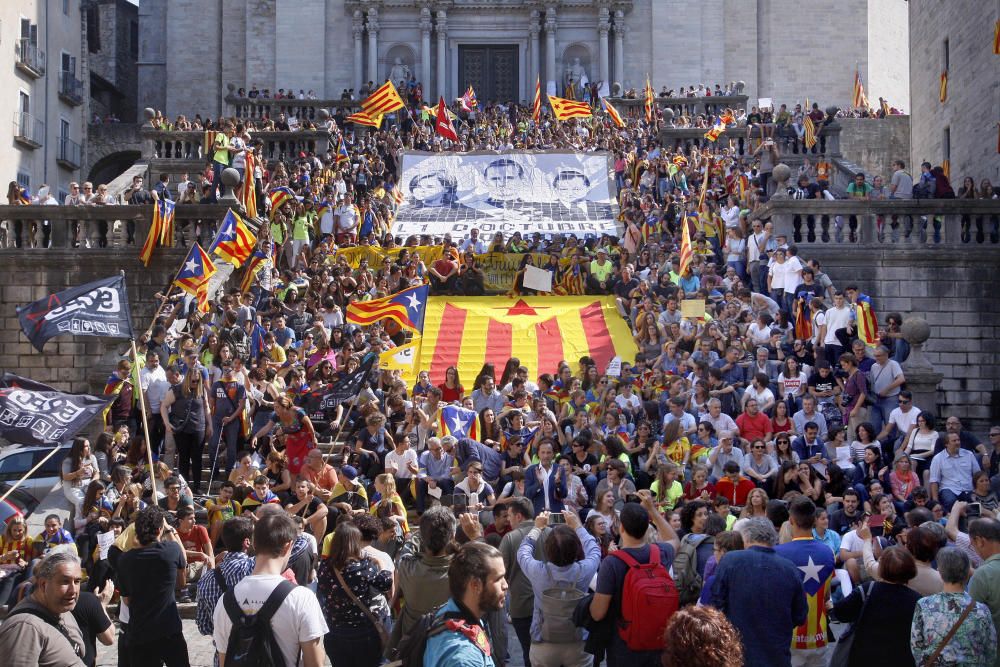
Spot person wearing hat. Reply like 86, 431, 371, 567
329, 465, 369, 522
587, 247, 614, 294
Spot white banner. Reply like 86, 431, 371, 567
392, 150, 620, 238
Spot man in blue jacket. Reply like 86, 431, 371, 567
524, 441, 567, 516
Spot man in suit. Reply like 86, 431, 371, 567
524, 441, 566, 516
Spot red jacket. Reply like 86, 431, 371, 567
715, 476, 756, 506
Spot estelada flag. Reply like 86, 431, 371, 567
173, 243, 217, 313
335, 136, 350, 165
547, 94, 593, 121
854, 294, 880, 347
601, 97, 625, 128
156, 198, 175, 248
417, 296, 637, 385
439, 404, 480, 441
346, 284, 428, 334
209, 209, 256, 267
268, 186, 296, 219
362, 80, 405, 115
435, 96, 459, 142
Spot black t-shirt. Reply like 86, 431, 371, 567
570, 452, 599, 475
72, 591, 112, 667
295, 495, 324, 520
808, 372, 836, 395
117, 540, 185, 641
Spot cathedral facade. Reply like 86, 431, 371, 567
138, 0, 908, 119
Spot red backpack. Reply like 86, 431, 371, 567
611, 544, 680, 651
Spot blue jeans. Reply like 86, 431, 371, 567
938, 489, 971, 513
211, 161, 226, 201
325, 624, 384, 667
870, 394, 899, 436
211, 417, 242, 474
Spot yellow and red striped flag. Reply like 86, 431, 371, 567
346, 284, 428, 334
139, 202, 164, 266
417, 296, 637, 386
209, 209, 256, 267
644, 74, 655, 123
547, 94, 592, 121
156, 198, 175, 248
852, 69, 869, 109
362, 80, 405, 115
678, 212, 694, 277
240, 150, 257, 219
803, 99, 817, 149
347, 110, 384, 128
532, 76, 541, 123
939, 70, 948, 103
994, 19, 1000, 55
601, 97, 625, 128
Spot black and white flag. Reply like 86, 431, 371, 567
321, 355, 376, 409
0, 374, 114, 445
16, 275, 135, 352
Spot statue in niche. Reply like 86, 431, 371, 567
564, 57, 589, 97
389, 57, 411, 89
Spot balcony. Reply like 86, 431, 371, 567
15, 39, 45, 78
13, 112, 45, 149
59, 71, 85, 106
57, 137, 82, 170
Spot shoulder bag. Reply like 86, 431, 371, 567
828, 581, 873, 667
922, 599, 978, 667
332, 565, 390, 649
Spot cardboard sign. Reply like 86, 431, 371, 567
681, 299, 706, 321
524, 265, 554, 292
758, 97, 773, 110
605, 356, 622, 377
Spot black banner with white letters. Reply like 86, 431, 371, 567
16, 275, 135, 352
321, 356, 376, 410
0, 374, 113, 445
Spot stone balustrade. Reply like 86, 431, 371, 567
657, 123, 842, 157
223, 95, 361, 122
0, 204, 232, 251
748, 198, 1000, 247
607, 95, 749, 117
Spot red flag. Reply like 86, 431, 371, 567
435, 96, 458, 141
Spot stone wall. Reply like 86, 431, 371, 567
837, 116, 911, 183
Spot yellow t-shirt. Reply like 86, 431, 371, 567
212, 132, 230, 165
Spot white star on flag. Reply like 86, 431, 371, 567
219, 228, 235, 240
798, 556, 824, 584
184, 259, 199, 274
450, 414, 468, 435
406, 293, 422, 310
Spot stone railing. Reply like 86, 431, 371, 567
140, 128, 332, 174
748, 198, 1000, 247
223, 95, 361, 122
657, 124, 842, 157
607, 95, 749, 117
0, 204, 231, 250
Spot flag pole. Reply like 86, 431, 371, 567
122, 270, 157, 500
0, 446, 65, 505
322, 393, 361, 465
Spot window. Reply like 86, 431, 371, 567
943, 38, 949, 71
87, 7, 99, 52
20, 18, 37, 45
61, 52, 76, 74
19, 90, 29, 114
60, 118, 70, 142
63, 0, 69, 15
0, 452, 35, 481
130, 21, 138, 59
943, 127, 951, 163
16, 172, 30, 191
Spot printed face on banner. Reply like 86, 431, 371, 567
394, 151, 620, 238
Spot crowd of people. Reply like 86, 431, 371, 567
0, 78, 998, 667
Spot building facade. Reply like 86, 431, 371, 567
908, 1, 1000, 185
138, 0, 909, 120
1, 0, 86, 201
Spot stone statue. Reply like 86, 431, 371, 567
389, 57, 411, 89
564, 57, 588, 93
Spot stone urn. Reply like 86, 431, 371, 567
219, 167, 241, 205
769, 163, 792, 200
900, 317, 933, 371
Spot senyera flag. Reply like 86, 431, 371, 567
346, 284, 428, 334
16, 275, 135, 352
0, 374, 114, 446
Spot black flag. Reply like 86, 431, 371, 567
321, 355, 376, 409
0, 374, 114, 445
16, 275, 135, 352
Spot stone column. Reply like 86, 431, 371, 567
352, 10, 364, 93
367, 8, 379, 85
598, 8, 610, 90
420, 8, 432, 96
613, 10, 625, 88
529, 11, 541, 84
436, 10, 448, 100
545, 7, 557, 91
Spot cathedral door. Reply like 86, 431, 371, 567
458, 45, 518, 103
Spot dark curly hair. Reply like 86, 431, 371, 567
661, 605, 744, 667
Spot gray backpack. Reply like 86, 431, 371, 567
539, 564, 586, 643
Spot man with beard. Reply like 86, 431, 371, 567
423, 541, 509, 667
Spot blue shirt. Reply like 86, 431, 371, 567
419, 449, 455, 480
711, 545, 808, 666
929, 447, 980, 494
423, 599, 493, 667
517, 526, 600, 642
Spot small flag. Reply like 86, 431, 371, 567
435, 96, 459, 142
460, 85, 478, 112
346, 109, 384, 128
18, 187, 30, 204
854, 294, 880, 347
940, 70, 948, 103
267, 186, 296, 219
391, 185, 404, 206
547, 94, 593, 121
679, 211, 694, 276
379, 338, 421, 382
803, 98, 817, 149
174, 244, 217, 313
532, 76, 541, 123
601, 97, 625, 128
155, 198, 175, 248
704, 119, 726, 142
240, 150, 258, 219
321, 356, 376, 407
852, 69, 869, 109
140, 202, 163, 266
209, 209, 256, 267
346, 284, 428, 333
240, 241, 271, 293
440, 405, 480, 441
362, 80, 405, 115
16, 275, 135, 352
335, 136, 350, 165
644, 74, 655, 123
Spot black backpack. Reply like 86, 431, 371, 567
223, 579, 296, 667
395, 606, 487, 667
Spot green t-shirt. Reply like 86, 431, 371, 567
270, 221, 285, 244
847, 182, 872, 199
650, 479, 683, 512
590, 259, 614, 282
292, 215, 311, 241
212, 131, 230, 165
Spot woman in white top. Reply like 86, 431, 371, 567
902, 411, 939, 480
585, 489, 621, 540
826, 426, 856, 477
777, 357, 809, 411
61, 437, 100, 516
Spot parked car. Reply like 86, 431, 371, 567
0, 444, 72, 504
0, 482, 40, 527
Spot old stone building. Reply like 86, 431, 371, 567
138, 0, 909, 119
908, 1, 1000, 184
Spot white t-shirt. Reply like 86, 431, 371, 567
213, 573, 328, 666
782, 256, 803, 293
889, 406, 921, 436
385, 448, 419, 479
840, 530, 864, 555
334, 205, 357, 233
823, 306, 852, 345
778, 371, 808, 397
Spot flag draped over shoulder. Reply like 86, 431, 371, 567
16, 275, 135, 352
547, 95, 592, 121
0, 374, 114, 445
440, 404, 480, 441
854, 294, 880, 347
346, 284, 428, 333
794, 298, 813, 341
209, 209, 256, 267
602, 97, 625, 128
174, 243, 217, 313
362, 80, 405, 115
532, 77, 542, 123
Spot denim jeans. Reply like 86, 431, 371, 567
870, 395, 899, 437
938, 488, 971, 512
325, 624, 384, 667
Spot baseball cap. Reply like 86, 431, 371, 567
341, 465, 358, 481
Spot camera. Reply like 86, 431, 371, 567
625, 494, 642, 505
548, 513, 566, 525
968, 502, 982, 519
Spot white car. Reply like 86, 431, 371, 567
0, 444, 73, 503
